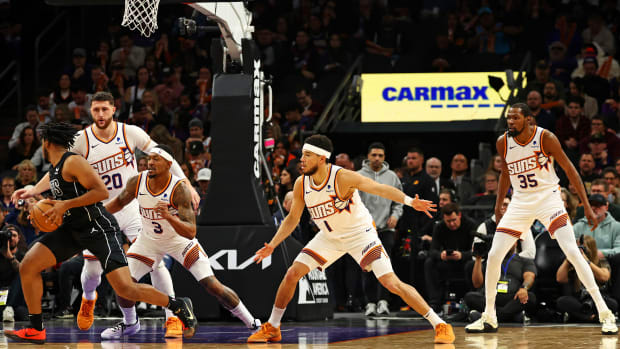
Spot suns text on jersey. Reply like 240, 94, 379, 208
91, 151, 129, 175
308, 200, 336, 220
507, 155, 539, 175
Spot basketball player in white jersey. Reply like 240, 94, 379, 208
103, 145, 260, 339
248, 135, 455, 344
465, 103, 618, 334
69, 92, 200, 337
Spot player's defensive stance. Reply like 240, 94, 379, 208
103, 146, 260, 339
6, 122, 196, 344
465, 103, 617, 335
248, 135, 455, 344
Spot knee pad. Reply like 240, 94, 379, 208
81, 259, 103, 281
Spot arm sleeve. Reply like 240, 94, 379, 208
128, 125, 188, 180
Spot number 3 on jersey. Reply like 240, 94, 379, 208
517, 174, 538, 188
152, 221, 163, 234
102, 173, 123, 190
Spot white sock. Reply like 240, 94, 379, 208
484, 232, 518, 320
230, 301, 254, 328
150, 261, 175, 320
81, 259, 103, 301
555, 225, 610, 314
423, 309, 445, 329
121, 306, 137, 325
267, 306, 286, 328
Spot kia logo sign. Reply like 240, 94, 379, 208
209, 249, 272, 270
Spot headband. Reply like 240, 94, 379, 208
149, 147, 174, 163
302, 143, 331, 158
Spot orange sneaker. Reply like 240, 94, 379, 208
247, 322, 282, 343
77, 292, 97, 331
434, 323, 455, 344
164, 317, 184, 338
4, 328, 46, 344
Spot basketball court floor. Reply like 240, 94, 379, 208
1, 314, 617, 348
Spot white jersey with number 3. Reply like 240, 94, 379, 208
504, 126, 560, 196
303, 164, 374, 239
136, 171, 184, 240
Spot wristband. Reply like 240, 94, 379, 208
404, 196, 414, 207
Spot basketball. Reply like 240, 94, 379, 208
30, 201, 60, 232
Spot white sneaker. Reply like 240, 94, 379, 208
364, 303, 377, 317
600, 310, 618, 335
2, 306, 14, 322
465, 312, 498, 333
101, 321, 141, 340
377, 300, 390, 315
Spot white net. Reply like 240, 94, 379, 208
122, 0, 160, 37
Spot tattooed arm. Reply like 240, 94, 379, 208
155, 182, 196, 239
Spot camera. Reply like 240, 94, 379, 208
0, 227, 12, 247
16, 199, 25, 209
178, 17, 198, 37
473, 232, 494, 258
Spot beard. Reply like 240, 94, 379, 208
94, 117, 113, 129
507, 126, 523, 137
303, 163, 318, 176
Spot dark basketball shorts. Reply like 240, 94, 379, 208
37, 212, 128, 274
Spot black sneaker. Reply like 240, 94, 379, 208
54, 308, 74, 319
172, 297, 197, 338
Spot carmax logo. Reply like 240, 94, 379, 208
382, 86, 489, 102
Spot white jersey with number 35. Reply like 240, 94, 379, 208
135, 171, 185, 240
504, 126, 560, 196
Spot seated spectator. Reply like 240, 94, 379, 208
568, 79, 598, 119
30, 144, 51, 173
5, 195, 39, 245
111, 32, 146, 80
185, 118, 211, 159
419, 188, 458, 255
581, 13, 615, 57
124, 66, 152, 105
449, 153, 475, 203
527, 90, 556, 133
577, 153, 600, 192
0, 177, 16, 228
276, 166, 299, 205
290, 29, 319, 81
556, 235, 617, 322
64, 47, 92, 89
561, 188, 580, 222
548, 41, 577, 87
465, 171, 498, 222
187, 141, 209, 180
555, 96, 590, 162
8, 126, 39, 170
195, 168, 211, 211
137, 156, 148, 172
579, 116, 620, 164
581, 57, 610, 107
464, 240, 537, 323
318, 33, 351, 75
0, 224, 28, 322
424, 203, 476, 312
268, 139, 297, 178
602, 168, 620, 205
334, 153, 355, 171
9, 106, 40, 150
426, 157, 454, 197
575, 179, 620, 221
53, 104, 70, 123
67, 84, 92, 122
140, 89, 171, 129
172, 93, 201, 142
296, 86, 324, 121
36, 92, 55, 123
150, 124, 183, 162
50, 74, 73, 105
14, 160, 37, 189
180, 161, 195, 186
541, 81, 565, 117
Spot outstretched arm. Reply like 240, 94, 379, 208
337, 169, 436, 218
12, 172, 51, 204
543, 131, 597, 230
255, 176, 306, 263
156, 182, 196, 239
105, 175, 140, 214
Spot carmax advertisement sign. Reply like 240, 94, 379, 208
361, 72, 524, 122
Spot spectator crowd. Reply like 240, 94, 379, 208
2, 0, 620, 325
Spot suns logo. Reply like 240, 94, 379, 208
534, 151, 550, 171
331, 195, 353, 213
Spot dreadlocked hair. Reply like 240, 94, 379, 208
39, 121, 78, 149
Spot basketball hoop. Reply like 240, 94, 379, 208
122, 0, 160, 37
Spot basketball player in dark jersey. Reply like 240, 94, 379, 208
6, 122, 197, 344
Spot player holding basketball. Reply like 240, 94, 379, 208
69, 91, 200, 337
6, 122, 196, 344
465, 103, 618, 334
103, 145, 260, 338
248, 135, 455, 344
